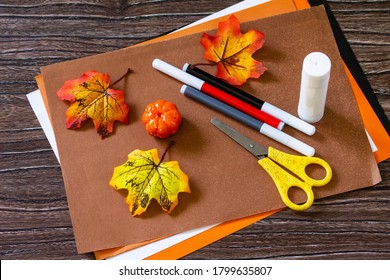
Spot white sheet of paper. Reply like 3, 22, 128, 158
108, 224, 217, 260
365, 129, 378, 152
26, 90, 60, 162
175, 0, 270, 31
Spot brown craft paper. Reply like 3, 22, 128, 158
41, 6, 381, 253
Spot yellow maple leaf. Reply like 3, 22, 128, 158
109, 144, 190, 216
201, 14, 267, 85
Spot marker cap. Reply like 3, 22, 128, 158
262, 102, 316, 136
260, 124, 315, 156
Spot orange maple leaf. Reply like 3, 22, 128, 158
56, 69, 131, 139
200, 15, 267, 86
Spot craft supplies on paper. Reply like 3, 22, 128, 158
298, 52, 331, 123
38, 6, 382, 255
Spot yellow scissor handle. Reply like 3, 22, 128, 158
258, 157, 314, 211
258, 147, 332, 211
267, 147, 332, 187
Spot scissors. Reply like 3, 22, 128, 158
211, 118, 332, 211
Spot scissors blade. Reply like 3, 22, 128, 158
211, 118, 268, 159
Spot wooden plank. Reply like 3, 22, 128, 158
0, 0, 388, 260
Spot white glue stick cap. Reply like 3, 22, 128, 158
298, 52, 331, 123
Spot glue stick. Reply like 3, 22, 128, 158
297, 52, 331, 123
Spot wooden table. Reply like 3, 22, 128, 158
1, 0, 389, 260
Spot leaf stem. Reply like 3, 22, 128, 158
110, 68, 132, 88
159, 140, 175, 166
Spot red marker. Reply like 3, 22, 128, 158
152, 59, 284, 130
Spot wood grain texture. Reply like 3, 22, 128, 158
0, 0, 389, 260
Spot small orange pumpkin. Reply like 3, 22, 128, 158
142, 100, 182, 139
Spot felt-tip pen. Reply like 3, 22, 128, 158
181, 85, 315, 156
183, 64, 316, 136
152, 59, 284, 130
